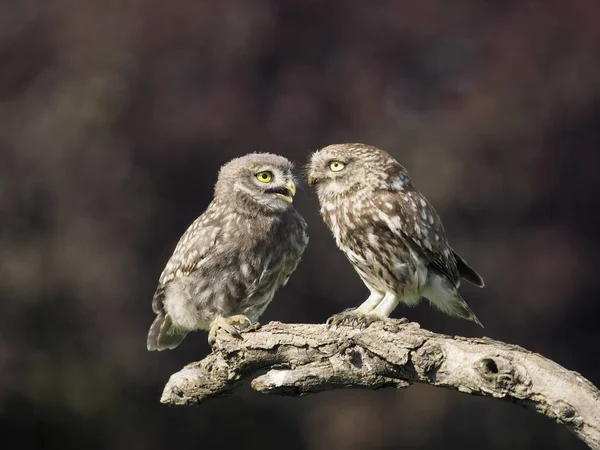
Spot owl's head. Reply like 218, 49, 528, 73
215, 153, 298, 213
306, 143, 410, 200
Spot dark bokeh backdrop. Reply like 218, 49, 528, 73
1, 1, 599, 449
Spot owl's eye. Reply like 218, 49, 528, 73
329, 161, 345, 172
256, 171, 273, 183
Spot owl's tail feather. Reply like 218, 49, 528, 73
147, 313, 188, 351
430, 293, 484, 328
423, 274, 484, 328
450, 296, 484, 328
452, 250, 485, 288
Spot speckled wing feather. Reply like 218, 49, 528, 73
377, 188, 460, 286
151, 204, 222, 314
244, 212, 308, 297
279, 215, 309, 286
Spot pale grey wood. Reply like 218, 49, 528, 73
161, 319, 600, 449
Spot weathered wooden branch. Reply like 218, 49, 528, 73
161, 319, 600, 449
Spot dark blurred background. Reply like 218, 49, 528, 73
1, 1, 599, 449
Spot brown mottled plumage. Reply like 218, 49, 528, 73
307, 143, 484, 326
147, 153, 309, 351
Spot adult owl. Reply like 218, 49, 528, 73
307, 143, 484, 327
147, 153, 309, 351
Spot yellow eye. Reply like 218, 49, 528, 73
256, 171, 273, 183
329, 161, 345, 172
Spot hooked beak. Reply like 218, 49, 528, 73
277, 179, 296, 204
286, 179, 297, 197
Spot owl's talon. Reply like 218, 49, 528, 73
208, 315, 252, 346
229, 328, 242, 339
327, 311, 381, 329
248, 321, 262, 331
326, 308, 356, 327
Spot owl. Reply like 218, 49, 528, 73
147, 153, 309, 351
307, 143, 484, 327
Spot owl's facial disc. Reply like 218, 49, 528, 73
239, 166, 297, 209
307, 152, 353, 190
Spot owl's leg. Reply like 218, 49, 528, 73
327, 290, 383, 329
355, 289, 385, 314
370, 292, 400, 317
208, 315, 252, 345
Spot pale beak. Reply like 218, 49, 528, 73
286, 179, 297, 197
277, 179, 296, 204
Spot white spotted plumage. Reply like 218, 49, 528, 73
307, 143, 485, 326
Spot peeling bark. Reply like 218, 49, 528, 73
160, 319, 600, 449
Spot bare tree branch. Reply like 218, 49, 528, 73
161, 319, 600, 449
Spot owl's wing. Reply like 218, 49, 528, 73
280, 214, 309, 286
377, 189, 460, 286
151, 209, 222, 314
247, 212, 309, 295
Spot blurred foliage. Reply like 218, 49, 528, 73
1, 1, 599, 449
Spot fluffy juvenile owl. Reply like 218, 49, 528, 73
307, 143, 484, 327
147, 153, 309, 351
